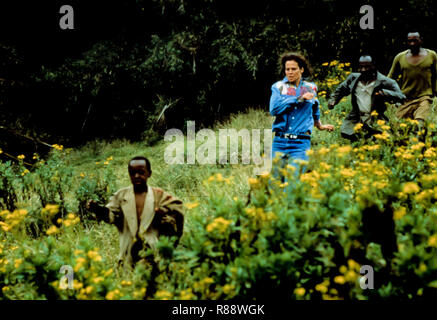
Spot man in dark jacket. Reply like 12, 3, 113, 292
328, 55, 406, 141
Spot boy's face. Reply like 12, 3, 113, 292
128, 160, 151, 187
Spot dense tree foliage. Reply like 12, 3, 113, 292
0, 0, 435, 149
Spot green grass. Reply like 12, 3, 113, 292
62, 108, 273, 235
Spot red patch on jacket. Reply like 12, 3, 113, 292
287, 87, 296, 96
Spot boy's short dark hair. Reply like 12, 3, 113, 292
128, 156, 151, 172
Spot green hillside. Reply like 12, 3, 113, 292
2, 97, 437, 300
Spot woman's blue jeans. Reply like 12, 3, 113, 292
271, 136, 310, 182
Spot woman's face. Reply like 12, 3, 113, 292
285, 60, 304, 84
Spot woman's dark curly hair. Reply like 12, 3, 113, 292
279, 51, 313, 79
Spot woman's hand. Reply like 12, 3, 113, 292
301, 92, 315, 100
319, 124, 334, 131
314, 120, 334, 132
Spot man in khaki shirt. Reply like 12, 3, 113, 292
388, 31, 437, 125
87, 156, 184, 268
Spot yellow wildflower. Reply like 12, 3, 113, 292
14, 259, 23, 268
402, 182, 420, 194
334, 275, 346, 284
345, 270, 358, 282
315, 283, 328, 293
408, 119, 419, 125
393, 207, 407, 220
428, 234, 437, 248
46, 225, 59, 235
340, 168, 355, 178
424, 148, 437, 158
206, 217, 231, 233
347, 259, 360, 272
121, 280, 132, 287
93, 277, 104, 284
106, 289, 121, 300
42, 204, 59, 216
411, 142, 425, 152
184, 202, 199, 210
337, 145, 352, 155
317, 147, 330, 156
180, 288, 195, 300
373, 131, 390, 141
319, 162, 331, 170
87, 250, 102, 262
73, 280, 83, 290
85, 286, 94, 295
0, 223, 10, 232
222, 284, 235, 295
248, 177, 260, 187
339, 265, 348, 274
133, 288, 147, 299
74, 257, 87, 272
354, 123, 363, 132
155, 290, 173, 300
415, 190, 433, 202
104, 268, 113, 277
294, 287, 306, 296
52, 144, 64, 151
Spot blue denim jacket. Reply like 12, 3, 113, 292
269, 77, 320, 135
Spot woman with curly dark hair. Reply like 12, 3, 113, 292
269, 51, 333, 177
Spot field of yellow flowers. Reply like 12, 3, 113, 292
1, 62, 437, 300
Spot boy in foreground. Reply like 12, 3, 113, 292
86, 156, 184, 268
